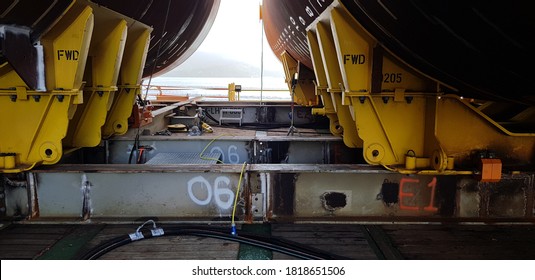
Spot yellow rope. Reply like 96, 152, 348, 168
199, 134, 229, 164
231, 162, 247, 226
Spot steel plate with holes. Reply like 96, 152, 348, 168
145, 152, 222, 164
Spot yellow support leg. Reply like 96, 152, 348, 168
65, 5, 128, 147
0, 4, 93, 172
103, 26, 151, 137
314, 21, 361, 148
280, 51, 317, 106
307, 31, 342, 137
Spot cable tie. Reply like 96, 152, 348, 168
151, 228, 165, 237
136, 219, 157, 232
131, 219, 164, 239
129, 231, 144, 241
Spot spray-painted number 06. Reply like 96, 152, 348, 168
210, 145, 240, 163
187, 176, 234, 209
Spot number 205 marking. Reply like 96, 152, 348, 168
383, 73, 402, 83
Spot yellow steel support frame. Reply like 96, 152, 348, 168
102, 25, 151, 137
280, 51, 317, 106
65, 9, 127, 147
310, 2, 535, 173
0, 4, 93, 173
311, 21, 361, 148
307, 31, 341, 137
0, 0, 152, 172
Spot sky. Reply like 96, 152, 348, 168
170, 0, 285, 78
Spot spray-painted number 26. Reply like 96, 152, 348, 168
187, 176, 234, 209
210, 145, 240, 164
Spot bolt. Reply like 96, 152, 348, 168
359, 96, 366, 104
372, 150, 380, 157
382, 96, 389, 104
45, 149, 53, 157
405, 96, 413, 104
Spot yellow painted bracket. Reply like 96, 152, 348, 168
307, 31, 342, 137
65, 17, 127, 148
42, 4, 93, 92
280, 51, 317, 106
103, 27, 151, 138
311, 21, 361, 148
306, 1, 535, 173
0, 4, 93, 173
326, 5, 453, 170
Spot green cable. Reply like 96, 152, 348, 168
199, 134, 229, 164
231, 162, 247, 234
198, 134, 246, 234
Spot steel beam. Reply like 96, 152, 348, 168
2, 164, 532, 223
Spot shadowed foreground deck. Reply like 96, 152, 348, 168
1, 223, 535, 260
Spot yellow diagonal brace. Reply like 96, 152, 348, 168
280, 51, 317, 106
307, 30, 341, 136
316, 21, 361, 148
66, 19, 127, 147
330, 7, 373, 93
42, 5, 94, 91
103, 28, 151, 137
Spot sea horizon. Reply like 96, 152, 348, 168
142, 76, 291, 101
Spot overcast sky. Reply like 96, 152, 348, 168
171, 0, 285, 78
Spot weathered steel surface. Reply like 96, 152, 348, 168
145, 152, 222, 164
106, 133, 348, 164
33, 171, 244, 219
188, 102, 316, 126
107, 139, 252, 164
2, 165, 530, 223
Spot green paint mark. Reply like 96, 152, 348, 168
37, 225, 103, 260
238, 223, 272, 260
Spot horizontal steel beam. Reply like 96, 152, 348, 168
1, 164, 532, 223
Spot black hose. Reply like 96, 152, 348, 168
203, 110, 222, 125
203, 110, 329, 131
78, 225, 348, 260
127, 133, 139, 164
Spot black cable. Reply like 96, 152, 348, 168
127, 133, 140, 164
203, 110, 222, 125
142, 0, 171, 102
128, 0, 171, 164
78, 225, 348, 260
204, 110, 329, 132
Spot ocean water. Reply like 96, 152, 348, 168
142, 76, 291, 101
